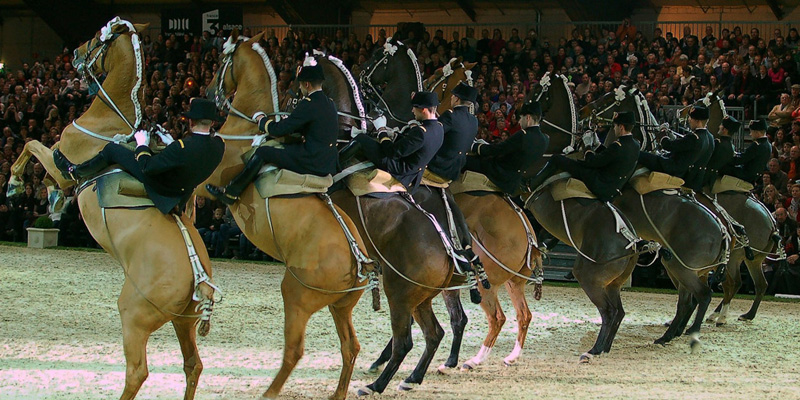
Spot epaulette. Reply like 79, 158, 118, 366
304, 97, 311, 102
178, 139, 185, 149
436, 121, 443, 126
419, 126, 427, 132
613, 141, 622, 146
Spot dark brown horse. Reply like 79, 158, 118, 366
202, 31, 374, 400
284, 52, 462, 394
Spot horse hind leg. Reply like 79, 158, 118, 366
172, 316, 203, 400
261, 296, 313, 399
118, 285, 167, 400
503, 277, 532, 366
400, 299, 444, 391
438, 289, 467, 373
358, 308, 414, 395
711, 257, 743, 326
656, 285, 693, 345
368, 338, 393, 373
740, 256, 768, 321
328, 299, 361, 400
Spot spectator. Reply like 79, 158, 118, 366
784, 184, 800, 221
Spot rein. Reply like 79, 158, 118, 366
359, 40, 422, 125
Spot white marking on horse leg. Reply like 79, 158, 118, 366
356, 386, 374, 396
397, 381, 420, 391
461, 345, 492, 370
503, 340, 523, 366
706, 311, 719, 323
689, 332, 701, 354
579, 352, 593, 363
717, 304, 729, 326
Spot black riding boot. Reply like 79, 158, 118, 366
53, 148, 110, 180
339, 140, 363, 165
525, 161, 559, 191
206, 155, 263, 205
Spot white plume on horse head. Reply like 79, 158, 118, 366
464, 69, 474, 86
614, 86, 627, 102
303, 54, 317, 67
100, 17, 135, 42
702, 93, 713, 106
223, 35, 237, 55
539, 72, 551, 89
383, 38, 398, 56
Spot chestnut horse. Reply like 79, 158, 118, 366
9, 18, 216, 400
423, 57, 477, 114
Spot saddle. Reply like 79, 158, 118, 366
421, 169, 451, 188
629, 167, 685, 195
346, 168, 406, 196
449, 171, 502, 194
549, 178, 597, 201
241, 138, 285, 163
96, 169, 155, 209
254, 165, 333, 198
711, 175, 754, 194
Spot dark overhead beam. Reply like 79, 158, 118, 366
22, 0, 113, 47
766, 0, 785, 20
455, 0, 477, 22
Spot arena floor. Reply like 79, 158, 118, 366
2, 245, 799, 399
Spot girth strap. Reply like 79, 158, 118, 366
172, 214, 223, 302
400, 192, 471, 272
438, 187, 463, 252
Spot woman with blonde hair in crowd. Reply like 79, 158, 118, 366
762, 184, 783, 212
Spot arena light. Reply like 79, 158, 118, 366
0, 62, 4, 70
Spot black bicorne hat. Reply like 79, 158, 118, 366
721, 115, 741, 132
182, 98, 224, 122
518, 100, 542, 117
613, 111, 636, 125
748, 119, 767, 131
297, 64, 325, 82
689, 104, 709, 120
411, 91, 440, 108
451, 82, 478, 103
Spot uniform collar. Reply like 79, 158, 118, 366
192, 130, 211, 136
453, 105, 469, 109
307, 89, 322, 96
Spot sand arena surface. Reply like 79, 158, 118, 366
2, 245, 799, 399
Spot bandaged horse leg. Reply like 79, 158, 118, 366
462, 285, 504, 370
503, 277, 532, 366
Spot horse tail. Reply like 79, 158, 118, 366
198, 320, 211, 337
532, 246, 544, 301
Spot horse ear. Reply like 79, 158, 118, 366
464, 61, 477, 70
249, 31, 266, 43
456, 56, 464, 64
434, 69, 444, 79
230, 28, 240, 42
133, 23, 150, 33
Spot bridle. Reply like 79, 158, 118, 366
359, 38, 422, 125
426, 58, 473, 101
71, 17, 144, 143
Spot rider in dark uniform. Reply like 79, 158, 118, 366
427, 82, 479, 181
463, 99, 549, 194
54, 98, 226, 214
702, 115, 740, 189
681, 105, 715, 192
638, 104, 711, 183
206, 63, 338, 205
723, 119, 773, 184
353, 91, 445, 193
526, 111, 640, 202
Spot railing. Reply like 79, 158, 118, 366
147, 20, 800, 49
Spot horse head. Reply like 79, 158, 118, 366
426, 57, 476, 114
359, 37, 422, 128
529, 73, 577, 156
73, 17, 149, 79
207, 29, 278, 133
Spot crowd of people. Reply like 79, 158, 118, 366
2, 19, 800, 287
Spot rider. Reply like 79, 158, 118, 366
526, 111, 640, 201
351, 91, 444, 193
637, 104, 711, 184
680, 105, 715, 192
702, 115, 740, 189
426, 82, 479, 181
53, 98, 225, 214
722, 119, 773, 185
206, 63, 338, 205
464, 99, 549, 194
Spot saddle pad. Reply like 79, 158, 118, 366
421, 169, 451, 188
449, 171, 502, 194
712, 175, 754, 194
550, 178, 597, 201
630, 168, 685, 195
254, 166, 333, 198
97, 171, 155, 209
346, 168, 406, 197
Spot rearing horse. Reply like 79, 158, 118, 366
10, 18, 215, 400
201, 31, 373, 400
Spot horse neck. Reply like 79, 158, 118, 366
384, 53, 418, 127
542, 86, 575, 153
60, 54, 142, 162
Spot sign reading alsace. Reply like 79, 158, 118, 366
162, 7, 243, 36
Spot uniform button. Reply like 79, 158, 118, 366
329, 143, 333, 147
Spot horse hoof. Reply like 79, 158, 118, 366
663, 320, 671, 327
356, 386, 374, 396
706, 313, 719, 323
715, 321, 726, 327
738, 314, 754, 322
689, 333, 701, 354
654, 338, 668, 346
367, 365, 380, 374
437, 364, 454, 374
398, 382, 419, 391
461, 362, 476, 371
579, 353, 593, 363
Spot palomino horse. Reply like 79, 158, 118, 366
285, 53, 465, 395
423, 57, 476, 114
583, 88, 732, 346
9, 18, 216, 400
640, 92, 779, 324
359, 37, 423, 129
202, 31, 373, 400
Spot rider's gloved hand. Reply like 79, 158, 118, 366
372, 115, 388, 131
134, 129, 149, 147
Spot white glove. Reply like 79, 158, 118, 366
372, 115, 387, 130
134, 129, 149, 147
252, 111, 267, 122
582, 131, 599, 148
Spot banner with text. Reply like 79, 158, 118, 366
162, 7, 243, 36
